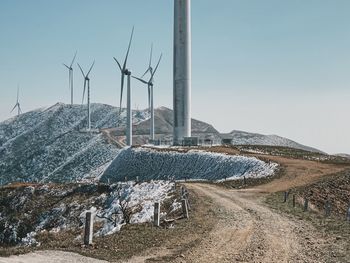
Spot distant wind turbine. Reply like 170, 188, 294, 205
77, 61, 95, 131
11, 85, 22, 116
113, 27, 134, 146
141, 44, 153, 79
63, 51, 77, 105
133, 50, 162, 141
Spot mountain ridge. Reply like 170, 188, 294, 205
0, 103, 325, 185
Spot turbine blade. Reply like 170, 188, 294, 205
86, 60, 95, 77
82, 80, 87, 104
70, 51, 77, 68
141, 68, 150, 79
63, 63, 70, 69
149, 43, 153, 68
77, 63, 85, 77
18, 104, 22, 114
113, 57, 122, 71
123, 26, 134, 70
132, 76, 148, 85
150, 53, 162, 80
10, 104, 17, 113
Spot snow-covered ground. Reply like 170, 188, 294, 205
0, 181, 178, 246
1, 102, 320, 185
101, 147, 278, 183
0, 103, 150, 185
228, 130, 323, 153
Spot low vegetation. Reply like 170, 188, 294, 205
265, 169, 350, 262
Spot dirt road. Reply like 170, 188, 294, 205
172, 183, 333, 263
0, 250, 108, 263
254, 156, 347, 193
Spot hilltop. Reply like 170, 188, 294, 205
0, 103, 324, 185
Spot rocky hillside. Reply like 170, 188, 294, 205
0, 181, 177, 246
0, 103, 149, 185
225, 130, 323, 153
0, 103, 323, 185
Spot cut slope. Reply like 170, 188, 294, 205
100, 147, 278, 183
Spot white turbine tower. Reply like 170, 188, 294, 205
63, 51, 77, 106
133, 49, 162, 142
113, 27, 134, 146
78, 61, 95, 131
173, 0, 192, 145
11, 85, 22, 116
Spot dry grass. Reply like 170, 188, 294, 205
265, 171, 350, 262
0, 185, 217, 262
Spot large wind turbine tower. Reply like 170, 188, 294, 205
173, 0, 191, 145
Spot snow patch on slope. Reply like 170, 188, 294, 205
101, 147, 278, 183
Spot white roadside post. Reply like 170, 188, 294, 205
182, 198, 189, 219
84, 211, 94, 245
154, 202, 160, 227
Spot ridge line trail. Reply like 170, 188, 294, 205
178, 183, 328, 263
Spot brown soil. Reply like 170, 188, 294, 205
253, 156, 348, 193
2, 146, 350, 263
169, 184, 342, 263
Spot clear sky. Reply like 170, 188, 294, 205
0, 0, 349, 154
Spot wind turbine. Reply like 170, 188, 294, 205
113, 27, 134, 146
133, 51, 162, 142
141, 44, 153, 78
63, 51, 77, 105
11, 85, 22, 116
77, 61, 95, 131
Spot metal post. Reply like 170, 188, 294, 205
347, 206, 350, 222
303, 198, 309, 212
182, 198, 189, 219
283, 191, 288, 203
84, 212, 94, 245
154, 202, 160, 227
292, 194, 296, 208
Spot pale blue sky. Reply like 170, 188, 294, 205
0, 0, 349, 153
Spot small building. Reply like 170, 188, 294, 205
183, 137, 199, 147
149, 139, 161, 146
221, 138, 233, 145
204, 138, 213, 146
